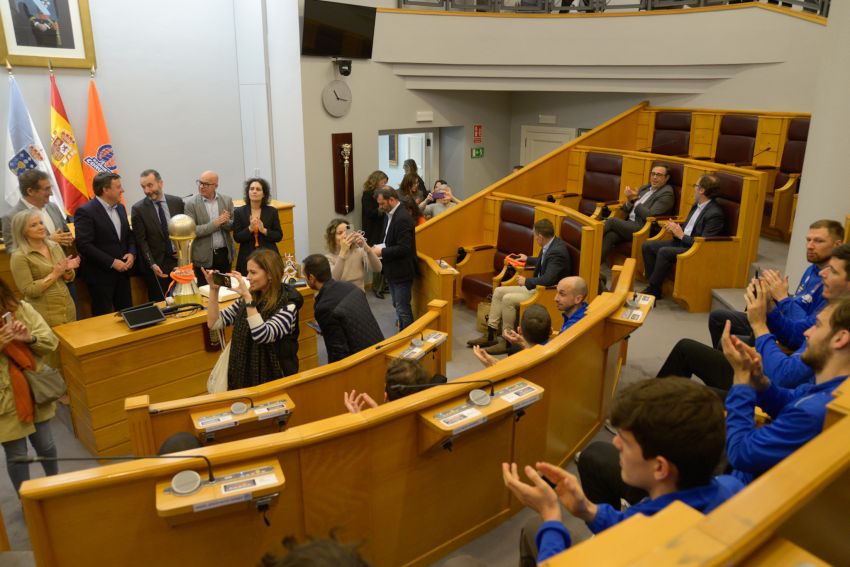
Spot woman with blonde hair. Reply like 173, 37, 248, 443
9, 210, 79, 331
325, 218, 382, 291
0, 278, 61, 493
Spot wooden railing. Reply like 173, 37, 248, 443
21, 262, 645, 567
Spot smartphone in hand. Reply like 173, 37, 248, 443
212, 272, 232, 288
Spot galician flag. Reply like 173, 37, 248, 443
49, 74, 89, 215
4, 76, 64, 211
82, 79, 121, 202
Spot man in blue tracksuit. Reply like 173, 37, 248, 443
502, 379, 744, 564
722, 296, 850, 484
708, 219, 843, 349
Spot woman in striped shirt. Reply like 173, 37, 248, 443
204, 248, 302, 390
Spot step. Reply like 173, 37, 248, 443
711, 288, 746, 313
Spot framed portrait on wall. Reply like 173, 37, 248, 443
0, 0, 95, 69
388, 133, 398, 167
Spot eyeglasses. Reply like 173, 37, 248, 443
650, 172, 667, 177
196, 180, 216, 188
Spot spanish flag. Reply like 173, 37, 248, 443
49, 74, 89, 216
82, 79, 121, 203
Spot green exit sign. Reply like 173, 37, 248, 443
470, 147, 484, 159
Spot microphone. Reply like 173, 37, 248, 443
162, 302, 204, 315
148, 395, 255, 415
733, 145, 772, 167
390, 378, 496, 405
374, 330, 425, 351
11, 454, 216, 487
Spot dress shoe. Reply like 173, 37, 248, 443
640, 285, 662, 299
484, 337, 509, 355
467, 328, 498, 348
373, 289, 384, 299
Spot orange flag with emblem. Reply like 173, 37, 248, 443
81, 79, 122, 204
49, 74, 89, 215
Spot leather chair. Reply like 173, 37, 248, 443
713, 114, 758, 166
763, 117, 809, 240
459, 200, 535, 309
575, 152, 623, 217
652, 112, 691, 157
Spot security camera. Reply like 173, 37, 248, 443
335, 59, 352, 77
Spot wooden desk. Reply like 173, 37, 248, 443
54, 288, 315, 456
383, 329, 448, 377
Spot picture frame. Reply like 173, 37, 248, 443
388, 133, 398, 167
0, 0, 96, 69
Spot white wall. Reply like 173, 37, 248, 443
440, 126, 465, 196
0, 0, 247, 217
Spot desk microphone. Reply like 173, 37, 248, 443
733, 145, 772, 167
162, 302, 204, 315
374, 330, 425, 351
148, 395, 255, 415
390, 379, 496, 406
635, 138, 682, 154
11, 454, 216, 495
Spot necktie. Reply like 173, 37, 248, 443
157, 201, 173, 255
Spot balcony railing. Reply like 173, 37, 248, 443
398, 0, 829, 17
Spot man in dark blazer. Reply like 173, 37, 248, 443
601, 164, 676, 267
371, 187, 417, 331
74, 172, 137, 315
131, 169, 185, 301
303, 254, 384, 363
641, 173, 727, 299
468, 218, 572, 354
2, 170, 73, 251
183, 170, 234, 283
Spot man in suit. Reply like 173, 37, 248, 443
641, 173, 726, 299
3, 169, 73, 252
303, 254, 384, 363
600, 164, 675, 268
130, 169, 186, 301
468, 218, 572, 354
183, 170, 234, 283
75, 172, 136, 315
371, 187, 417, 331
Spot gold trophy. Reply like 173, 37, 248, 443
167, 214, 201, 305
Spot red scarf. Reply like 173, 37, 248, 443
5, 340, 36, 423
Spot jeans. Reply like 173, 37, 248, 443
2, 420, 58, 493
388, 279, 414, 331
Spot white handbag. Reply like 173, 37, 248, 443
206, 329, 230, 394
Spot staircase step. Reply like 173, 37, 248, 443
711, 288, 746, 313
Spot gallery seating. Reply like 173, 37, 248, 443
651, 111, 691, 156
762, 117, 810, 241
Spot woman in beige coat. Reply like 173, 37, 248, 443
0, 278, 61, 493
9, 210, 79, 329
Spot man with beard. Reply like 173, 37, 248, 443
721, 295, 850, 484
708, 219, 843, 349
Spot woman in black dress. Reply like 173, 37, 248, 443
232, 177, 283, 275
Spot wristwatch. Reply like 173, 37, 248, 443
244, 301, 257, 308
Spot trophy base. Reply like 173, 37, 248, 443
172, 281, 201, 305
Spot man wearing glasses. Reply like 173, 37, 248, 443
600, 164, 675, 271
184, 170, 234, 282
640, 174, 726, 300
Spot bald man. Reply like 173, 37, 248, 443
184, 170, 235, 281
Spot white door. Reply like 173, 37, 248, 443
520, 125, 577, 165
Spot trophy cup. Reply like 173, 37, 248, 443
167, 214, 201, 305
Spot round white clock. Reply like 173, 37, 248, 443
321, 80, 352, 117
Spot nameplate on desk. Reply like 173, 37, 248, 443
192, 493, 252, 513
424, 331, 447, 345
620, 309, 642, 322
437, 407, 487, 434
399, 346, 424, 359
221, 472, 278, 494
198, 412, 238, 432
499, 383, 541, 410
254, 401, 289, 420
637, 293, 653, 305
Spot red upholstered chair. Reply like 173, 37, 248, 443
652, 112, 692, 157
764, 117, 809, 240
459, 200, 535, 309
575, 152, 623, 217
712, 115, 758, 166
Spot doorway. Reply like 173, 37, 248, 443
378, 129, 438, 191
520, 125, 577, 165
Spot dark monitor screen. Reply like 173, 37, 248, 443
121, 304, 166, 330
302, 0, 377, 59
